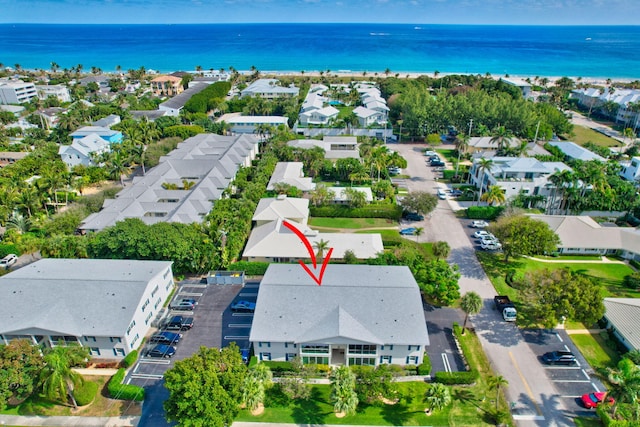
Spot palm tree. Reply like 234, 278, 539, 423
489, 126, 514, 154
454, 133, 470, 178
415, 227, 424, 243
241, 375, 265, 411
107, 152, 129, 186
40, 346, 87, 409
330, 366, 358, 416
314, 239, 330, 261
6, 211, 31, 234
272, 182, 291, 195
18, 185, 40, 218
475, 158, 494, 204
425, 383, 451, 412
487, 375, 509, 411
460, 291, 482, 335
606, 357, 640, 418
481, 185, 506, 206
432, 241, 450, 260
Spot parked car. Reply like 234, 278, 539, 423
424, 150, 437, 157
388, 167, 401, 175
403, 212, 424, 221
241, 349, 250, 364
434, 166, 445, 172
165, 315, 194, 331
400, 227, 417, 235
450, 189, 464, 197
581, 392, 614, 409
481, 241, 502, 250
430, 160, 445, 167
473, 230, 492, 239
147, 344, 176, 358
480, 234, 499, 244
170, 300, 195, 311
149, 331, 182, 345
470, 220, 489, 228
0, 254, 18, 269
231, 300, 256, 313
542, 350, 577, 365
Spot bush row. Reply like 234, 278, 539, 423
184, 81, 232, 114
0, 244, 19, 258
417, 353, 432, 375
310, 204, 403, 220
466, 205, 504, 220
108, 368, 145, 401
73, 380, 98, 406
227, 261, 270, 276
121, 350, 138, 368
433, 370, 479, 385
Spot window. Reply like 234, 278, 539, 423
301, 345, 329, 354
258, 342, 271, 348
380, 355, 392, 364
113, 348, 125, 357
151, 285, 159, 298
303, 356, 329, 364
380, 345, 393, 351
260, 352, 271, 361
406, 356, 419, 364
348, 357, 375, 366
407, 345, 421, 351
90, 347, 100, 356
110, 337, 122, 343
286, 353, 297, 361
84, 336, 96, 342
285, 342, 297, 349
348, 344, 376, 355
145, 311, 153, 325
154, 297, 161, 309
141, 298, 150, 312
163, 269, 170, 280
130, 334, 140, 349
127, 320, 136, 335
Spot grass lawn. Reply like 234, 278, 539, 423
574, 417, 603, 427
435, 148, 457, 162
570, 125, 620, 148
308, 217, 398, 229
570, 332, 621, 370
1, 376, 141, 417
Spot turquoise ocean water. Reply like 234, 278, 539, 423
0, 23, 639, 78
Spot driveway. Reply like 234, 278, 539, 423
392, 142, 580, 427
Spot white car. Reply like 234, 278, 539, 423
471, 220, 489, 228
0, 254, 18, 269
480, 234, 498, 244
481, 241, 502, 250
424, 150, 437, 157
473, 230, 492, 239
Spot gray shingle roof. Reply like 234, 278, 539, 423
250, 264, 429, 346
548, 141, 605, 162
159, 83, 209, 110
604, 298, 640, 350
0, 259, 172, 337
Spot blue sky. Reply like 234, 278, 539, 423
2, 0, 639, 25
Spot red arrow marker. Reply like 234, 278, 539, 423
282, 220, 333, 286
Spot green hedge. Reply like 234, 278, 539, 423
417, 353, 432, 375
73, 380, 98, 406
260, 360, 294, 373
310, 204, 402, 220
596, 405, 636, 426
0, 244, 19, 258
227, 261, 270, 276
433, 370, 479, 385
184, 81, 232, 114
466, 205, 504, 220
108, 368, 145, 401
121, 350, 138, 368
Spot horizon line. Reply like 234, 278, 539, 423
1, 22, 640, 27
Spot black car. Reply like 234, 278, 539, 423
430, 160, 445, 167
165, 315, 194, 331
149, 331, 182, 344
403, 212, 425, 221
231, 300, 256, 313
542, 350, 577, 365
147, 344, 176, 358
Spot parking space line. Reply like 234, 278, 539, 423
239, 292, 258, 297
561, 395, 581, 398
178, 292, 203, 297
139, 359, 171, 365
592, 382, 600, 392
441, 353, 451, 373
513, 415, 545, 421
509, 351, 544, 416
544, 366, 581, 370
551, 380, 591, 383
232, 313, 254, 317
131, 374, 164, 380
224, 335, 249, 340
555, 332, 564, 343
581, 369, 590, 380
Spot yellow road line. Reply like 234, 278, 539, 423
509, 351, 543, 416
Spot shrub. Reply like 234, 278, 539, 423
623, 272, 640, 290
418, 353, 432, 375
73, 380, 98, 406
121, 350, 138, 368
310, 204, 402, 220
227, 261, 269, 276
0, 244, 20, 258
108, 368, 145, 401
261, 361, 294, 374
163, 125, 204, 139
434, 370, 478, 384
466, 205, 504, 220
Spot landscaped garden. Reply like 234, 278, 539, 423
570, 125, 620, 148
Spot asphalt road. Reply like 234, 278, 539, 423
391, 142, 602, 427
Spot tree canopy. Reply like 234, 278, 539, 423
489, 214, 560, 262
399, 191, 438, 216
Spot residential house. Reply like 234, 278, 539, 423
0, 258, 174, 358
548, 141, 605, 162
0, 80, 37, 104
151, 75, 184, 97
298, 106, 339, 126
469, 156, 571, 202
59, 133, 111, 168
328, 187, 373, 204
353, 106, 386, 127
500, 77, 532, 98
240, 79, 299, 99
80, 133, 259, 232
131, 110, 167, 121
529, 214, 640, 260
572, 87, 640, 128
620, 156, 640, 183
70, 126, 123, 144
267, 162, 315, 192
0, 152, 28, 167
92, 114, 121, 128
603, 298, 640, 352
79, 75, 109, 89
36, 84, 71, 103
287, 136, 360, 160
225, 115, 289, 134
466, 137, 523, 154
37, 107, 67, 129
158, 83, 210, 117
249, 264, 429, 366
252, 196, 309, 227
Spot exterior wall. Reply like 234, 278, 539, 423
230, 121, 288, 134
122, 264, 175, 354
604, 318, 636, 352
159, 105, 182, 117
0, 82, 38, 104
253, 341, 424, 366
36, 85, 72, 103
151, 78, 183, 97
60, 147, 92, 168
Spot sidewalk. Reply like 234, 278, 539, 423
0, 415, 139, 426
525, 255, 625, 264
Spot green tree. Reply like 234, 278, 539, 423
399, 191, 438, 216
481, 185, 506, 206
425, 383, 451, 412
310, 184, 332, 207
164, 345, 247, 427
489, 125, 514, 154
487, 375, 509, 411
343, 187, 367, 208
489, 215, 560, 262
352, 365, 397, 403
415, 227, 424, 243
330, 366, 358, 416
460, 291, 482, 334
432, 241, 450, 260
39, 346, 89, 408
0, 340, 44, 409
475, 158, 494, 204
606, 357, 640, 419
416, 259, 460, 305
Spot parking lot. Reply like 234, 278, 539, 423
521, 328, 606, 416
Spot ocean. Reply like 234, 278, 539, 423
1, 23, 639, 78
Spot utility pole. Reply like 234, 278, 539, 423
533, 121, 541, 144
468, 118, 473, 137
